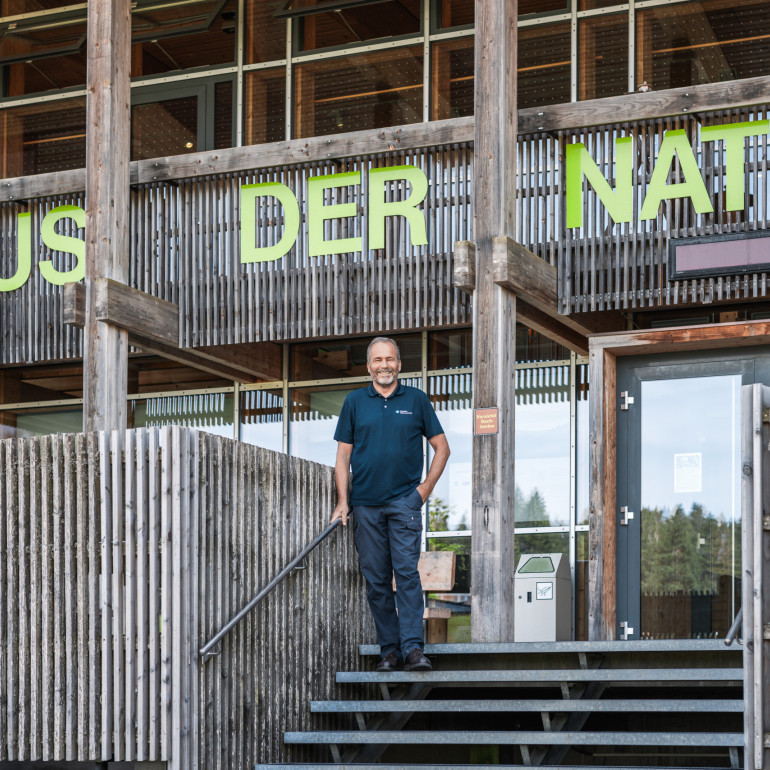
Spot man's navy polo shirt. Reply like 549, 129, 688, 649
334, 381, 444, 506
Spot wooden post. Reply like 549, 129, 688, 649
470, 0, 518, 642
83, 0, 132, 432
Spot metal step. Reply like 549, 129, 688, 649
258, 765, 733, 770
359, 640, 741, 655
336, 668, 741, 684
283, 730, 743, 747
311, 698, 744, 713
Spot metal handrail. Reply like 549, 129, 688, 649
724, 607, 743, 646
199, 519, 342, 662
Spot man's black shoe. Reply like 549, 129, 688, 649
404, 648, 432, 671
376, 651, 402, 672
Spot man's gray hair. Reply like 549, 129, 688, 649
367, 336, 401, 362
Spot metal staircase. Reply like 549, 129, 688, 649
255, 640, 743, 770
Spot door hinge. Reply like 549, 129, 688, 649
619, 621, 634, 640
620, 391, 634, 410
620, 506, 634, 526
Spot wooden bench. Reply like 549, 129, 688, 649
393, 550, 456, 643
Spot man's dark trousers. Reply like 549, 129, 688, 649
352, 488, 424, 658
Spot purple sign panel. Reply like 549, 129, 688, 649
669, 231, 770, 279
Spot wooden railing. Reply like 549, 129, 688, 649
741, 383, 770, 770
0, 427, 373, 767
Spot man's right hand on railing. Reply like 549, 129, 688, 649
331, 501, 350, 526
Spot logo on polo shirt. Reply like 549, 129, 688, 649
395, 409, 413, 415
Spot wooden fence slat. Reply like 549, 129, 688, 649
125, 429, 137, 761
0, 441, 7, 762
75, 433, 89, 760
136, 428, 149, 761
1, 426, 372, 767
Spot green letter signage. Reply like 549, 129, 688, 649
307, 171, 363, 257
38, 205, 86, 285
368, 165, 428, 249
639, 129, 713, 220
701, 120, 769, 211
566, 137, 633, 228
0, 212, 32, 292
240, 182, 300, 263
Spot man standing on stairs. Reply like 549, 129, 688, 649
330, 336, 451, 673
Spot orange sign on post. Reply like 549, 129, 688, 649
474, 407, 499, 435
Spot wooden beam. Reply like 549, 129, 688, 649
492, 236, 556, 310
453, 240, 476, 293
588, 345, 616, 642
590, 319, 770, 356
516, 300, 589, 357
5, 74, 770, 202
192, 342, 283, 382
83, 0, 131, 433
95, 278, 177, 347
63, 281, 271, 383
492, 236, 591, 354
519, 74, 770, 134
470, 0, 517, 644
0, 117, 475, 202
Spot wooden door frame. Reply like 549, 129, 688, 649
587, 319, 770, 640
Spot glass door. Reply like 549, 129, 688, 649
616, 355, 751, 640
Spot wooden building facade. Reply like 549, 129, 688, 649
2, 0, 770, 763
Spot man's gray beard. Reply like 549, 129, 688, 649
374, 370, 396, 385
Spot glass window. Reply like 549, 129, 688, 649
240, 388, 283, 452
290, 383, 360, 463
515, 364, 571, 526
0, 97, 86, 178
427, 536, 470, 638
292, 334, 422, 381
576, 530, 588, 641
244, 0, 286, 64
2, 54, 87, 96
636, 0, 770, 92
576, 362, 589, 526
0, 406, 83, 439
131, 392, 235, 438
437, 0, 565, 27
294, 46, 423, 138
437, 0, 473, 29
516, 324, 569, 363
298, 0, 420, 51
428, 372, 472, 532
431, 37, 473, 121
128, 357, 232, 394
580, 0, 620, 9
514, 531, 568, 566
0, 3, 86, 95
132, 95, 199, 160
130, 0, 236, 76
214, 80, 234, 149
244, 68, 286, 145
0, 364, 83, 403
520, 22, 570, 109
579, 13, 628, 100
520, 0, 567, 14
430, 329, 472, 370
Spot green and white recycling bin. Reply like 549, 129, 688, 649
513, 553, 571, 642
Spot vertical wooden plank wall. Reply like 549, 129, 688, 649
195, 431, 374, 767
0, 433, 102, 761
1, 427, 373, 766
0, 144, 473, 366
